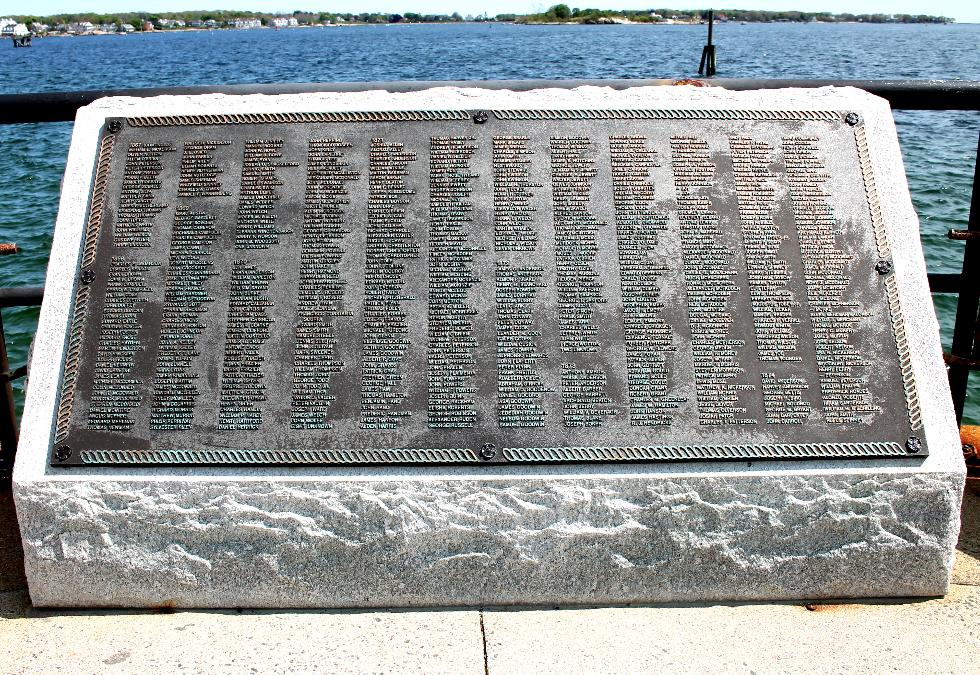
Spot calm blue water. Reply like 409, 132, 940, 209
1, 23, 978, 419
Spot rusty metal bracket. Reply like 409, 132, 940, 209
948, 229, 980, 241
944, 353, 980, 369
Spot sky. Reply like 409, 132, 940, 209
8, 0, 978, 23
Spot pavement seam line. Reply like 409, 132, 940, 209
480, 609, 489, 675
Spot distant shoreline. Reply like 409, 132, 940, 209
7, 7, 955, 37
16, 20, 961, 39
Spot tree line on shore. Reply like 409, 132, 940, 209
10, 6, 954, 30
524, 6, 951, 23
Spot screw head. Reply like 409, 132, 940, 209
875, 260, 893, 276
107, 119, 122, 133
473, 111, 489, 125
81, 268, 96, 284
54, 445, 72, 462
906, 436, 923, 454
479, 442, 496, 460
844, 112, 861, 126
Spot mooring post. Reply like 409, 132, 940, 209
698, 10, 717, 77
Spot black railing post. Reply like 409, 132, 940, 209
0, 244, 22, 480
947, 132, 980, 423
0, 310, 17, 479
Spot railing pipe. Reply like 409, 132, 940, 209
0, 287, 44, 308
929, 273, 963, 294
0, 79, 978, 125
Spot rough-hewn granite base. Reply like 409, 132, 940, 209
16, 472, 963, 607
14, 85, 965, 607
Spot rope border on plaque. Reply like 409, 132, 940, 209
854, 124, 922, 431
57, 110, 922, 467
123, 109, 845, 127
79, 447, 480, 464
76, 441, 907, 465
53, 133, 115, 446
491, 109, 843, 121
126, 110, 471, 126
503, 442, 907, 462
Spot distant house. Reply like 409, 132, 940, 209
270, 17, 299, 28
232, 18, 262, 29
0, 20, 29, 36
188, 20, 203, 28
142, 21, 154, 31
98, 23, 117, 33
69, 22, 94, 34
204, 19, 219, 28
29, 22, 49, 33
120, 23, 135, 33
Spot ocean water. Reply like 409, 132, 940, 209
0, 22, 977, 420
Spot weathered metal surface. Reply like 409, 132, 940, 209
50, 110, 925, 465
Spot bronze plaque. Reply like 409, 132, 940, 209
50, 109, 925, 466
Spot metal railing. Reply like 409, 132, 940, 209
0, 78, 978, 481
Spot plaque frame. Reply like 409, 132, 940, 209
50, 108, 925, 467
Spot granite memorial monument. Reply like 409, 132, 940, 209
13, 85, 965, 607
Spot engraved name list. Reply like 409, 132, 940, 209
52, 111, 921, 465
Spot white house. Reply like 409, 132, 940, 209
68, 22, 94, 34
232, 18, 262, 29
120, 23, 135, 32
0, 18, 16, 35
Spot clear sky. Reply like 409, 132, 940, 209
10, 0, 979, 23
